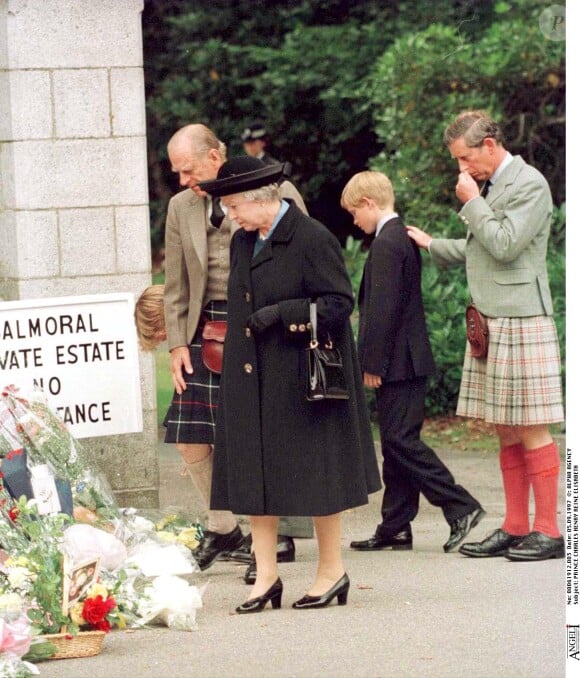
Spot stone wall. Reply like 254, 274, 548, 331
0, 0, 159, 507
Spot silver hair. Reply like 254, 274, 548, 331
193, 140, 227, 162
444, 110, 504, 148
243, 183, 282, 202
168, 124, 228, 162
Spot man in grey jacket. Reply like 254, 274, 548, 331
407, 110, 564, 562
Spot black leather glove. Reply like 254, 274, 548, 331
247, 304, 281, 334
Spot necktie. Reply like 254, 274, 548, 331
210, 197, 225, 228
481, 180, 492, 198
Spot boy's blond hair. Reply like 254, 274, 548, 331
340, 171, 395, 211
134, 284, 166, 351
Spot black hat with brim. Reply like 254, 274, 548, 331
198, 156, 287, 197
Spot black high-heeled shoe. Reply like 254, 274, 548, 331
292, 573, 350, 609
235, 577, 283, 614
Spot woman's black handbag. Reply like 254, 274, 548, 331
306, 303, 349, 401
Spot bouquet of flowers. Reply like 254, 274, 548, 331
0, 385, 206, 641
67, 581, 118, 633
0, 491, 121, 640
142, 511, 203, 552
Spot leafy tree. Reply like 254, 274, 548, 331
363, 2, 564, 223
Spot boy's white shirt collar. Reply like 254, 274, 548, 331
376, 212, 399, 238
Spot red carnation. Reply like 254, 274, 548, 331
91, 618, 112, 632
81, 595, 116, 631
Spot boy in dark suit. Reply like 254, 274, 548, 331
341, 171, 484, 553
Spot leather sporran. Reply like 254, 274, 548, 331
306, 303, 349, 401
465, 304, 489, 359
201, 320, 227, 374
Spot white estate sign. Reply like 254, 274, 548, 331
0, 293, 143, 439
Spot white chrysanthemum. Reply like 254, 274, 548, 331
0, 591, 25, 613
7, 567, 34, 590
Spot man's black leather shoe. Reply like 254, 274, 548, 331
225, 533, 252, 563
243, 536, 296, 585
228, 535, 296, 564
505, 531, 564, 562
192, 525, 245, 571
459, 528, 524, 557
443, 507, 486, 552
243, 558, 257, 585
276, 535, 296, 563
350, 527, 412, 551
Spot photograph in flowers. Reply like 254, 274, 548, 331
0, 385, 205, 674
63, 557, 100, 610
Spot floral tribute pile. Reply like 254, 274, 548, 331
0, 386, 205, 676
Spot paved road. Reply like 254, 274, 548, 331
37, 437, 566, 678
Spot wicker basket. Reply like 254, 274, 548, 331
41, 630, 106, 660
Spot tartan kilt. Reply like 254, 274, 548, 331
456, 315, 564, 425
163, 301, 227, 444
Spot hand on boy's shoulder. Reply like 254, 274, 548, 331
406, 225, 432, 250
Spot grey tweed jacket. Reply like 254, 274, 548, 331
429, 155, 554, 318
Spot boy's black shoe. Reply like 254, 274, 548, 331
443, 507, 486, 552
350, 527, 412, 551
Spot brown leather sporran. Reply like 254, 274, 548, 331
465, 304, 489, 359
201, 320, 227, 374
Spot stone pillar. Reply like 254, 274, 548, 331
0, 0, 158, 507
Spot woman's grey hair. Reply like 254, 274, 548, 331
444, 110, 504, 148
244, 183, 282, 202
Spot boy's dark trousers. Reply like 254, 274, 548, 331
375, 376, 480, 537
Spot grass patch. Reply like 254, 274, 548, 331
370, 416, 498, 453
422, 417, 498, 453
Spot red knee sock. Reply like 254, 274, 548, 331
500, 443, 530, 536
523, 441, 561, 538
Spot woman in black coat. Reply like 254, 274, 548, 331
199, 158, 380, 614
